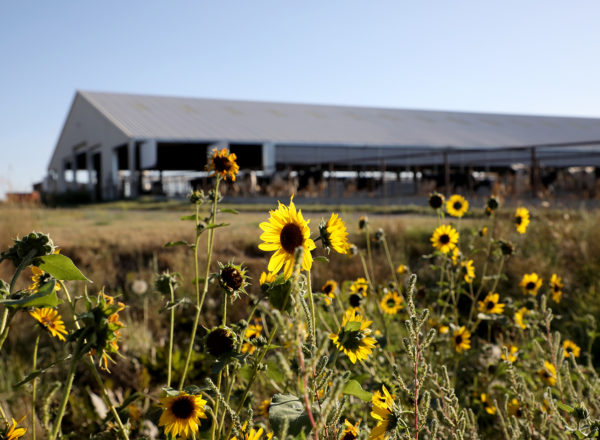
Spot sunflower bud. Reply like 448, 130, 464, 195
428, 192, 445, 209
358, 216, 369, 230
205, 327, 236, 357
487, 196, 500, 211
0, 232, 55, 267
218, 263, 248, 298
155, 271, 179, 296
188, 189, 206, 204
498, 240, 514, 256
374, 228, 385, 243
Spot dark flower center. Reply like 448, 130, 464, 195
486, 301, 495, 310
349, 294, 362, 308
553, 284, 560, 292
429, 194, 443, 209
439, 234, 450, 244
455, 335, 463, 345
516, 408, 523, 418
171, 397, 195, 419
206, 328, 234, 357
323, 284, 333, 294
515, 216, 522, 225
387, 299, 396, 308
453, 201, 462, 210
526, 282, 536, 290
221, 267, 243, 290
280, 223, 304, 253
212, 155, 232, 172
339, 329, 363, 350
341, 431, 357, 440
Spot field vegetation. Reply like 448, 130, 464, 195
2, 152, 600, 439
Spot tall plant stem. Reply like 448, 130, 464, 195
210, 292, 228, 440
365, 228, 375, 282
382, 236, 405, 301
32, 332, 40, 440
180, 178, 221, 389
167, 283, 175, 388
49, 348, 79, 440
414, 331, 420, 440
306, 271, 316, 345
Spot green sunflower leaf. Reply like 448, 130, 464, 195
38, 254, 90, 281
14, 354, 72, 387
0, 281, 62, 308
344, 321, 362, 332
220, 208, 239, 214
342, 379, 372, 402
313, 256, 329, 263
269, 394, 312, 437
556, 402, 575, 413
180, 215, 197, 221
164, 241, 191, 248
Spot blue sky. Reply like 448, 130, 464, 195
1, 1, 599, 195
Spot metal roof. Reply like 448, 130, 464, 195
79, 90, 600, 148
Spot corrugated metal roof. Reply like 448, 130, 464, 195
79, 90, 600, 148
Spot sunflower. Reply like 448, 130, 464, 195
452, 326, 471, 353
396, 264, 408, 275
2, 416, 26, 440
321, 280, 338, 306
29, 266, 61, 293
259, 197, 316, 279
330, 309, 377, 364
350, 277, 369, 297
206, 327, 236, 357
550, 273, 563, 303
430, 224, 459, 254
501, 344, 519, 363
514, 207, 530, 234
477, 292, 505, 315
258, 398, 271, 417
29, 307, 68, 341
241, 322, 263, 354
480, 393, 497, 415
379, 291, 403, 315
462, 260, 475, 283
508, 399, 524, 418
446, 194, 469, 218
479, 226, 488, 237
341, 419, 360, 440
218, 262, 248, 297
259, 271, 277, 285
563, 340, 581, 358
538, 361, 557, 386
369, 385, 399, 440
451, 247, 461, 265
428, 192, 445, 210
520, 273, 542, 296
159, 391, 207, 439
514, 307, 528, 329
207, 148, 239, 181
230, 423, 268, 440
319, 213, 350, 254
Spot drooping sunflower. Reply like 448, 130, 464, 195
341, 419, 360, 440
520, 273, 543, 296
207, 148, 239, 181
350, 277, 369, 297
514, 207, 530, 234
446, 194, 469, 218
514, 307, 529, 329
241, 322, 263, 354
538, 361, 557, 386
462, 260, 475, 283
218, 262, 248, 298
319, 213, 350, 254
29, 266, 61, 293
428, 191, 445, 210
452, 326, 471, 353
29, 307, 68, 341
501, 344, 519, 363
430, 224, 459, 254
563, 340, 581, 358
550, 273, 563, 303
379, 291, 403, 315
369, 385, 399, 440
205, 327, 236, 357
480, 393, 497, 415
330, 309, 377, 364
259, 197, 316, 279
259, 271, 277, 286
2, 416, 27, 440
477, 292, 505, 315
159, 391, 208, 439
321, 280, 338, 306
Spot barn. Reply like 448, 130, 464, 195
44, 91, 600, 202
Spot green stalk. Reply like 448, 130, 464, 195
180, 177, 221, 389
210, 292, 228, 440
49, 346, 79, 440
0, 310, 14, 352
167, 282, 175, 388
365, 228, 375, 282
306, 270, 316, 346
32, 332, 40, 440
382, 235, 405, 302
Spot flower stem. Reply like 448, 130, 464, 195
180, 178, 221, 389
32, 332, 40, 440
49, 348, 79, 440
382, 236, 405, 302
167, 282, 175, 388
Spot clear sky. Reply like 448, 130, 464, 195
1, 1, 599, 196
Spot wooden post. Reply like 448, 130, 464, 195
444, 151, 450, 196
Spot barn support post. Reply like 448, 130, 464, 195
444, 151, 451, 196
328, 162, 334, 198
530, 147, 539, 198
413, 167, 419, 194
128, 139, 139, 198
86, 151, 95, 201
381, 160, 387, 199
